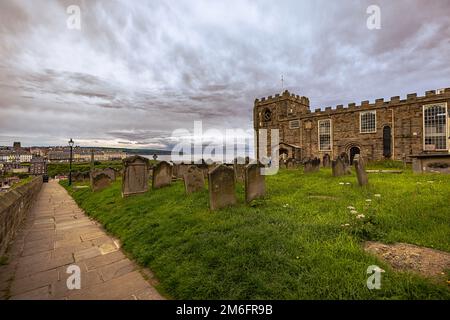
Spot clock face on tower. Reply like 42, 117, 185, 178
263, 109, 272, 122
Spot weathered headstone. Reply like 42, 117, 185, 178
354, 154, 368, 186
332, 157, 346, 177
323, 154, 330, 167
176, 163, 190, 179
183, 165, 205, 194
152, 161, 173, 189
90, 168, 115, 192
311, 158, 321, 172
122, 155, 149, 197
279, 159, 286, 169
208, 165, 237, 210
234, 163, 245, 183
340, 152, 350, 166
286, 158, 297, 169
73, 171, 90, 182
245, 163, 265, 203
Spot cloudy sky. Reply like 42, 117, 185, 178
0, 0, 449, 150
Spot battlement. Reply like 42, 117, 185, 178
305, 88, 450, 115
255, 90, 310, 106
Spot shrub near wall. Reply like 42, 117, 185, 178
0, 176, 43, 255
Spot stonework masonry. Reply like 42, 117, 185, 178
254, 88, 450, 162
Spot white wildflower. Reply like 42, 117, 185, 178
350, 210, 358, 215
366, 199, 372, 202
374, 194, 381, 197
339, 182, 345, 185
347, 206, 356, 210
356, 214, 365, 219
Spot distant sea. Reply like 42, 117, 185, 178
139, 154, 254, 164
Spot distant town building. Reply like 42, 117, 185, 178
30, 156, 47, 175
13, 142, 21, 149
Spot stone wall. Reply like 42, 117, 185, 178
255, 88, 450, 162
0, 176, 43, 255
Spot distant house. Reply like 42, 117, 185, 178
30, 156, 48, 175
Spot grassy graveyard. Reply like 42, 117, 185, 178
61, 166, 450, 300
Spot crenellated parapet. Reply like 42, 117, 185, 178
254, 90, 310, 107
303, 87, 450, 116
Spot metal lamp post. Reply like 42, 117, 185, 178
68, 138, 74, 186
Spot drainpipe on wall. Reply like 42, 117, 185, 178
391, 108, 395, 160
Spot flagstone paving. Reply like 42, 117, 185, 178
0, 180, 164, 300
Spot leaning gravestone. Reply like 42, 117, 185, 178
122, 155, 149, 197
152, 161, 173, 189
354, 154, 369, 186
90, 168, 116, 192
332, 157, 346, 177
183, 165, 205, 194
208, 165, 237, 210
245, 163, 265, 203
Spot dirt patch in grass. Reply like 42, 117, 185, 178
364, 241, 450, 281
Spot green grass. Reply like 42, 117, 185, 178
11, 176, 34, 189
48, 161, 123, 177
61, 168, 450, 300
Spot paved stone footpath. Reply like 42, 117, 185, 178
0, 180, 164, 300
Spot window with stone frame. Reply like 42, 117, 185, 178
423, 103, 448, 151
289, 120, 300, 129
360, 111, 376, 133
318, 119, 332, 151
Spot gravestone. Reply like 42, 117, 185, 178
286, 158, 296, 169
354, 154, 369, 186
245, 163, 265, 203
323, 154, 331, 167
304, 158, 320, 173
234, 163, 245, 183
332, 157, 346, 177
90, 168, 115, 192
183, 165, 205, 194
340, 152, 350, 166
303, 159, 312, 173
311, 158, 321, 172
152, 161, 173, 189
208, 165, 237, 210
122, 155, 149, 197
279, 159, 286, 169
176, 164, 190, 179
73, 171, 90, 182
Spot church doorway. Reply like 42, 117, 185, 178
349, 146, 360, 164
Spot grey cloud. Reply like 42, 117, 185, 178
0, 0, 449, 149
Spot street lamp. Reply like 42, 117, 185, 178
68, 138, 74, 186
